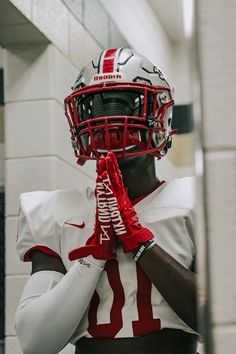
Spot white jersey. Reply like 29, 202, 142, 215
16, 177, 196, 342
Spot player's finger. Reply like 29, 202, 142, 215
105, 156, 123, 199
97, 155, 106, 176
101, 171, 119, 212
107, 152, 120, 178
106, 153, 126, 198
108, 152, 125, 191
105, 154, 117, 183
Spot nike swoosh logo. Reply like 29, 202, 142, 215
64, 221, 85, 229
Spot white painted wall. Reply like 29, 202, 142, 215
100, 0, 173, 79
171, 40, 193, 105
100, 0, 193, 106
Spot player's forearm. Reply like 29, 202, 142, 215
15, 258, 104, 354
138, 244, 197, 332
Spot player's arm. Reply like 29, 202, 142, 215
15, 251, 104, 354
104, 152, 198, 332
138, 245, 197, 331
15, 163, 116, 354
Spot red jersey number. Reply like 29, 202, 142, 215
88, 260, 160, 337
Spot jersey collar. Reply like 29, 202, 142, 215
131, 180, 166, 206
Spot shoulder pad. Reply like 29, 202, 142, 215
16, 189, 86, 261
150, 177, 196, 210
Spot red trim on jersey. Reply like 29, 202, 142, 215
102, 48, 118, 73
132, 180, 166, 206
23, 245, 60, 262
69, 248, 83, 261
132, 264, 161, 335
88, 260, 125, 337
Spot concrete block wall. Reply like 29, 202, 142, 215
197, 1, 236, 353
8, 0, 128, 66
63, 0, 129, 49
4, 43, 97, 354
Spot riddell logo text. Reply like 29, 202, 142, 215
93, 74, 122, 81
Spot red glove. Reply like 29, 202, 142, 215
101, 152, 154, 253
69, 157, 116, 261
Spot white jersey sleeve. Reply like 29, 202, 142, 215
16, 189, 86, 262
15, 189, 106, 354
15, 258, 105, 354
142, 176, 196, 267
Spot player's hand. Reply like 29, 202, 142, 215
69, 156, 116, 261
102, 152, 154, 253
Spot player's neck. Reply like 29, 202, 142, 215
118, 155, 161, 201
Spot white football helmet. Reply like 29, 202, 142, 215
65, 48, 175, 165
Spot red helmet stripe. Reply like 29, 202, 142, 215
102, 48, 119, 73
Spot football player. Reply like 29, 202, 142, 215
15, 48, 198, 354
